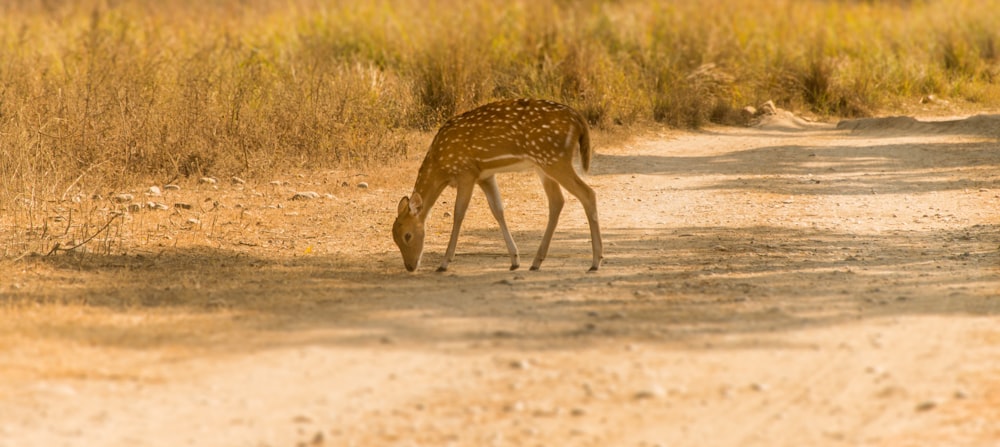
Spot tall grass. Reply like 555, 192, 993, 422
1, 0, 999, 203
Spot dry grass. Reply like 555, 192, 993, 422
1, 0, 1000, 258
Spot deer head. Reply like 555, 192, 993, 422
392, 192, 426, 272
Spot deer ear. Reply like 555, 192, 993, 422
397, 196, 410, 216
409, 192, 423, 216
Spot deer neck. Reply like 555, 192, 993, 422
411, 160, 450, 220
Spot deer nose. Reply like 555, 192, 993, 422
405, 263, 417, 272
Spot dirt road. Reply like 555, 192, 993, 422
2, 114, 999, 446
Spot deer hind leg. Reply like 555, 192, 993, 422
543, 165, 603, 272
438, 180, 476, 272
530, 174, 565, 271
478, 176, 520, 270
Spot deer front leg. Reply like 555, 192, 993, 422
478, 176, 520, 270
438, 181, 475, 272
531, 175, 565, 271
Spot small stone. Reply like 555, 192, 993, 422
915, 400, 938, 412
112, 193, 134, 203
865, 365, 887, 376
127, 203, 142, 212
758, 100, 777, 115
147, 202, 169, 211
920, 94, 947, 105
504, 401, 524, 412
510, 359, 531, 370
291, 191, 320, 200
357, 182, 369, 189
198, 177, 217, 185
750, 382, 769, 392
295, 430, 326, 446
231, 176, 246, 185
309, 431, 324, 446
163, 184, 180, 191
205, 299, 230, 309
270, 180, 285, 186
175, 202, 193, 210
635, 383, 666, 400
146, 186, 162, 196
186, 218, 200, 225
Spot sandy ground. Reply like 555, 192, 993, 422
1, 113, 999, 446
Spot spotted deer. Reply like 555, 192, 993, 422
392, 98, 602, 272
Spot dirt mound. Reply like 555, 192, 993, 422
745, 100, 833, 131
837, 114, 1000, 137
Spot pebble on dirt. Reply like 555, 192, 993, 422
112, 193, 134, 203
634, 383, 666, 400
198, 177, 218, 185
163, 184, 180, 191
147, 186, 162, 196
509, 359, 531, 370
357, 182, 369, 189
291, 191, 321, 200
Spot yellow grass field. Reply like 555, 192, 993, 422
2, 0, 999, 201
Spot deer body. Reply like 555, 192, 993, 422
393, 98, 602, 272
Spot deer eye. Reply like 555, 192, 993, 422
404, 233, 412, 243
